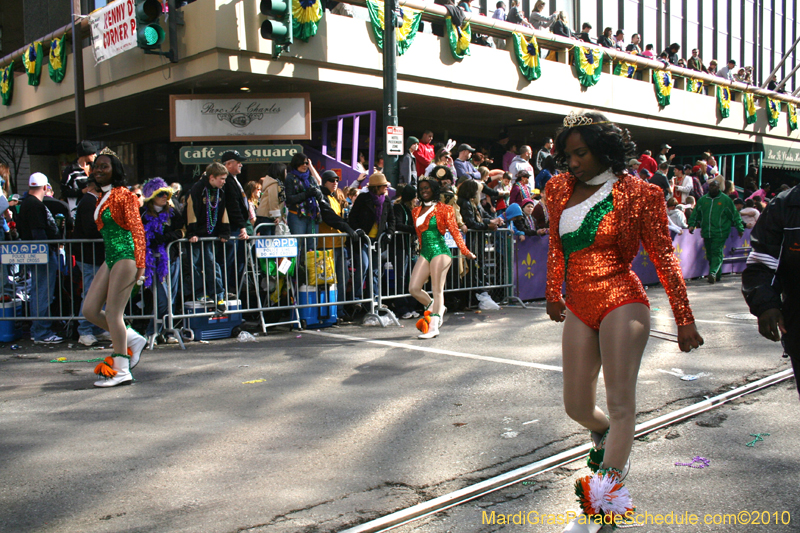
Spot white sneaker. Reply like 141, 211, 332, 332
165, 335, 180, 345
411, 310, 420, 318
34, 334, 64, 344
96, 331, 112, 342
94, 354, 132, 388
78, 334, 98, 347
401, 311, 415, 320
127, 328, 147, 370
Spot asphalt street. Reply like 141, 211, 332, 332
0, 274, 796, 533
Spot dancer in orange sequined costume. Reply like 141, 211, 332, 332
546, 113, 704, 532
83, 148, 148, 388
409, 170, 475, 339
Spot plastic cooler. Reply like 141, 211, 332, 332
297, 285, 337, 329
183, 300, 244, 340
0, 299, 22, 342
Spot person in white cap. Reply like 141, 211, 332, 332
17, 173, 63, 344
656, 143, 675, 166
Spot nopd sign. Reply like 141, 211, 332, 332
255, 238, 298, 258
0, 243, 49, 264
180, 145, 303, 165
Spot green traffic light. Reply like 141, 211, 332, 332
135, 0, 165, 49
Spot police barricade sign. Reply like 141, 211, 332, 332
0, 243, 49, 264
444, 231, 461, 249
255, 238, 298, 258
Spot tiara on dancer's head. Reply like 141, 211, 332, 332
563, 111, 610, 128
97, 146, 119, 159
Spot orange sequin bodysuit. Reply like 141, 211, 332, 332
95, 187, 147, 269
545, 173, 694, 329
412, 202, 472, 259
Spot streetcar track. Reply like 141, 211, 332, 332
341, 369, 794, 533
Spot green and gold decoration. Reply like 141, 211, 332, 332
446, 17, 471, 60
613, 59, 637, 79
743, 92, 757, 124
574, 46, 603, 87
48, 34, 68, 83
766, 97, 781, 128
788, 103, 797, 131
293, 0, 324, 42
366, 0, 422, 55
652, 69, 672, 107
512, 32, 541, 81
1, 61, 13, 106
686, 78, 703, 94
22, 41, 43, 86
717, 86, 731, 118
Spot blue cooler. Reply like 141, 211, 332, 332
298, 285, 337, 329
0, 299, 22, 342
184, 300, 244, 340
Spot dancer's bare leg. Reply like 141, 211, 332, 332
597, 303, 650, 472
83, 259, 137, 355
428, 254, 451, 316
562, 310, 610, 435
409, 258, 433, 308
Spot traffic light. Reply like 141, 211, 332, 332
136, 0, 166, 50
260, 0, 293, 57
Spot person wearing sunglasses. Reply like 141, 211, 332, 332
284, 152, 324, 246
140, 178, 185, 344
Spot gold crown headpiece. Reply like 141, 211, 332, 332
97, 146, 119, 159
563, 111, 610, 128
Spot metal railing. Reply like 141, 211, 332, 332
0, 239, 157, 345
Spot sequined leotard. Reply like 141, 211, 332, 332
545, 172, 694, 330
412, 203, 472, 261
95, 187, 147, 270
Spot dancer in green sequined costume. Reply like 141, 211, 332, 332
409, 172, 475, 339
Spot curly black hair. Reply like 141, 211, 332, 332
417, 177, 441, 203
93, 153, 128, 188
553, 111, 637, 174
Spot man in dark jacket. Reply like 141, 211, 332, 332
18, 173, 62, 344
742, 185, 800, 399
73, 178, 110, 346
348, 173, 396, 303
61, 140, 97, 216
186, 164, 231, 308
220, 150, 251, 297
398, 137, 419, 187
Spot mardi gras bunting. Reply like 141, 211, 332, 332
512, 32, 541, 81
788, 103, 797, 131
447, 18, 471, 60
293, 0, 324, 42
766, 97, 781, 128
48, 34, 68, 83
613, 59, 637, 79
717, 86, 731, 118
366, 0, 422, 55
22, 42, 43, 86
652, 69, 672, 107
574, 46, 603, 87
1, 61, 13, 106
686, 78, 703, 94
743, 92, 757, 124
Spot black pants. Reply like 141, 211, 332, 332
782, 300, 800, 400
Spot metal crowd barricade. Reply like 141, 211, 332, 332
0, 238, 157, 345
163, 230, 383, 348
378, 228, 516, 311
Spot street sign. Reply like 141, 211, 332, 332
386, 126, 404, 156
255, 237, 298, 258
179, 145, 303, 165
0, 243, 49, 264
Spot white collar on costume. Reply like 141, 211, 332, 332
100, 184, 112, 192
583, 168, 616, 186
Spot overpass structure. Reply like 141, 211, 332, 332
1, 0, 800, 186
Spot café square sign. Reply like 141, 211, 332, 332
170, 93, 311, 142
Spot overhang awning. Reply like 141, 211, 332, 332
762, 141, 800, 170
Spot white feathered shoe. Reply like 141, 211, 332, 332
563, 469, 634, 532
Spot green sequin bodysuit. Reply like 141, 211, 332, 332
100, 208, 135, 269
420, 215, 452, 262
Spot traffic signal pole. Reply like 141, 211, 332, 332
382, 0, 399, 187
71, 0, 87, 142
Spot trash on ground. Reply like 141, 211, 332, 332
674, 456, 710, 468
242, 379, 266, 384
237, 331, 257, 342
746, 433, 770, 447
476, 291, 501, 311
